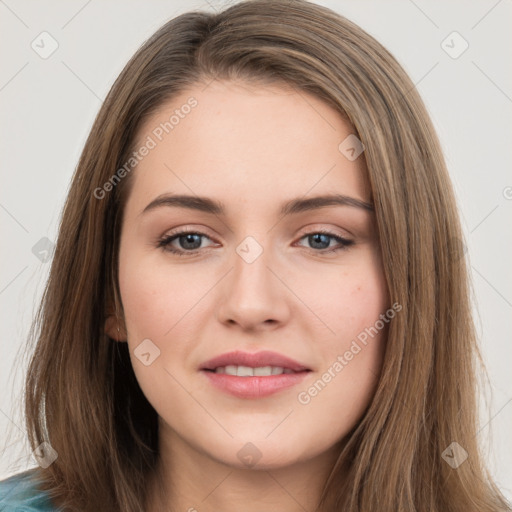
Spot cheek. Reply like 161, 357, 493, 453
316, 255, 389, 344
344, 278, 388, 340
118, 249, 209, 342
117, 249, 206, 409
304, 254, 388, 415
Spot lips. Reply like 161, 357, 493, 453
199, 350, 312, 398
199, 350, 311, 373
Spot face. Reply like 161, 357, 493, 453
107, 80, 389, 470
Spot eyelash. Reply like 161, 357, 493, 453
156, 228, 354, 257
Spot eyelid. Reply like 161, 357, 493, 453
159, 225, 217, 241
296, 224, 353, 240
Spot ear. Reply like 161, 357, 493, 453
104, 312, 128, 342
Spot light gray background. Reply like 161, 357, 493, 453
1, 0, 511, 499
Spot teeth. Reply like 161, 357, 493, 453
237, 365, 254, 377
214, 365, 295, 376
254, 366, 273, 376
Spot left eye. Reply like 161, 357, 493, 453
296, 231, 354, 252
157, 230, 354, 256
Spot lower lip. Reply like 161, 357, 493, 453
201, 370, 310, 399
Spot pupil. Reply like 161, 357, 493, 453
181, 234, 201, 249
310, 233, 329, 249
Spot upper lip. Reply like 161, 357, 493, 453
199, 350, 311, 372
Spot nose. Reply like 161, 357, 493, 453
215, 239, 291, 331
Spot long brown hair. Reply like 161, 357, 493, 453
17, 0, 511, 510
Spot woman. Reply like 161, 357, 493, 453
1, 0, 510, 510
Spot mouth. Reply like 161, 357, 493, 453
203, 365, 303, 376
199, 349, 311, 373
199, 350, 312, 399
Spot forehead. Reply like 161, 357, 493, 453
127, 80, 371, 214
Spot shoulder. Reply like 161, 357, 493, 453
0, 468, 61, 511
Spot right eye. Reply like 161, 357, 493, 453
157, 230, 216, 256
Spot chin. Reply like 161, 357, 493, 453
205, 436, 309, 471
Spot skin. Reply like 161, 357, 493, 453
105, 80, 389, 512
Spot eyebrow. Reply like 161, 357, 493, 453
140, 193, 374, 217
